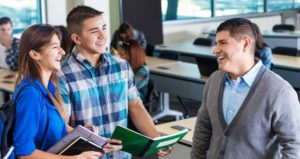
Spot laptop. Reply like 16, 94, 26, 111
195, 57, 218, 77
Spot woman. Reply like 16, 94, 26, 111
12, 24, 102, 159
115, 40, 149, 102
253, 23, 272, 69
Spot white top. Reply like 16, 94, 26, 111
0, 43, 9, 69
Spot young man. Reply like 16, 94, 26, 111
191, 18, 300, 159
58, 6, 171, 159
0, 16, 19, 70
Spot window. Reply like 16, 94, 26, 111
162, 0, 211, 21
215, 0, 264, 16
162, 0, 300, 21
268, 0, 297, 11
0, 0, 42, 34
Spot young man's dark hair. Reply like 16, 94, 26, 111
66, 5, 103, 35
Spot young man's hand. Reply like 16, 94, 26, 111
157, 147, 173, 157
103, 138, 123, 153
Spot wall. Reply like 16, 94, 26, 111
163, 15, 282, 44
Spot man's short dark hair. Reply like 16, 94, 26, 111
217, 18, 257, 53
217, 18, 257, 43
0, 17, 12, 26
67, 5, 103, 35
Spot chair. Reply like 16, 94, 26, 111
158, 50, 180, 60
193, 37, 213, 46
127, 79, 157, 132
272, 24, 295, 32
143, 79, 157, 113
272, 47, 299, 56
145, 44, 154, 56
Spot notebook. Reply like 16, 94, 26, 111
59, 137, 104, 155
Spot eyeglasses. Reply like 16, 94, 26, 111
118, 41, 130, 47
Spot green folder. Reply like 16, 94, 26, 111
111, 125, 188, 157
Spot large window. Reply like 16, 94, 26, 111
162, 0, 211, 21
162, 0, 300, 21
215, 0, 264, 16
0, 0, 42, 34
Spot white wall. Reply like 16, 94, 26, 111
163, 15, 282, 44
45, 0, 67, 25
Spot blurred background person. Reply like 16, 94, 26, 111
0, 16, 19, 70
111, 22, 147, 52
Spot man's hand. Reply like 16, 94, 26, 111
0, 34, 13, 49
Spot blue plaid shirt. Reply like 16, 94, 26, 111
57, 49, 139, 159
5, 37, 19, 70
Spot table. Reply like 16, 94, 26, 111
0, 69, 17, 93
272, 54, 300, 89
0, 69, 18, 103
155, 117, 196, 159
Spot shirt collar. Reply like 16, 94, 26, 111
72, 48, 108, 66
225, 60, 263, 87
242, 60, 263, 86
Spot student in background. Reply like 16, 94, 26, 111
58, 5, 171, 159
191, 18, 300, 159
253, 23, 272, 69
0, 16, 19, 70
110, 22, 147, 51
54, 25, 74, 60
115, 40, 149, 102
12, 24, 102, 159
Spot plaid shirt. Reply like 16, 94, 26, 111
5, 37, 19, 70
134, 64, 149, 102
57, 49, 139, 159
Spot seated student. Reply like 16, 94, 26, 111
110, 22, 147, 51
12, 24, 103, 159
0, 16, 19, 70
253, 23, 272, 69
114, 40, 149, 102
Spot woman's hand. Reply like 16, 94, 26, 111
74, 151, 103, 159
103, 138, 123, 153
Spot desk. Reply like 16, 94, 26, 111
156, 117, 196, 159
0, 69, 17, 103
208, 31, 300, 49
272, 54, 300, 89
155, 42, 215, 59
0, 69, 17, 93
155, 43, 300, 89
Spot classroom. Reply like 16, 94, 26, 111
1, 0, 300, 159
